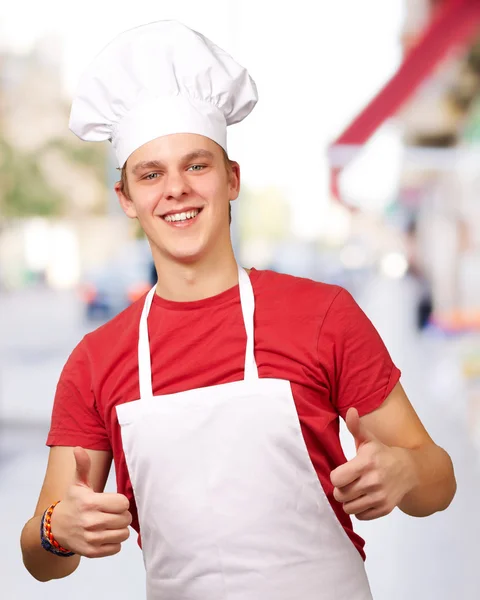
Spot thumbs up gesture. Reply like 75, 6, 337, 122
330, 409, 412, 521
50, 448, 132, 558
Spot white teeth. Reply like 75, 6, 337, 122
164, 209, 199, 223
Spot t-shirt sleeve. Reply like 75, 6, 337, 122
46, 338, 111, 451
317, 288, 401, 419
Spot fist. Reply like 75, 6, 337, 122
50, 447, 132, 558
330, 409, 413, 521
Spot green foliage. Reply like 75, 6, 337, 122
462, 96, 480, 144
0, 139, 64, 217
133, 220, 147, 240
47, 137, 107, 181
467, 34, 480, 76
0, 135, 107, 218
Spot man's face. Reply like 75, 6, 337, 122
116, 133, 240, 265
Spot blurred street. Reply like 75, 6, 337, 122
0, 285, 147, 598
0, 287, 89, 423
1, 277, 479, 599
1, 0, 480, 598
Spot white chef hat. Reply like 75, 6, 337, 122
69, 20, 258, 167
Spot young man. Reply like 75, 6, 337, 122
20, 20, 456, 600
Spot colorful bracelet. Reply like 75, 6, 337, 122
40, 501, 75, 557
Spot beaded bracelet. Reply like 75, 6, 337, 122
40, 501, 75, 557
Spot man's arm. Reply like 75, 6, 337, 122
360, 382, 456, 516
21, 446, 113, 582
331, 382, 456, 520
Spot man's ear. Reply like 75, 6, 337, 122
115, 181, 137, 218
228, 161, 241, 202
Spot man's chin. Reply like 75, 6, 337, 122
167, 247, 206, 265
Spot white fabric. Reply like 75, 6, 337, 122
69, 20, 258, 166
116, 266, 373, 599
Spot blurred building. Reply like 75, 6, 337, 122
0, 37, 66, 152
329, 0, 480, 331
0, 37, 128, 291
398, 0, 480, 329
0, 36, 108, 218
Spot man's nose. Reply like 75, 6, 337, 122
164, 171, 191, 200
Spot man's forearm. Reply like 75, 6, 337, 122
395, 443, 456, 517
21, 515, 80, 582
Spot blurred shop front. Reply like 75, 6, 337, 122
328, 0, 480, 456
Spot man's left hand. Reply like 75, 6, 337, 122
330, 408, 415, 521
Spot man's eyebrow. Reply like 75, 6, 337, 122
181, 149, 215, 163
131, 160, 165, 175
131, 150, 215, 175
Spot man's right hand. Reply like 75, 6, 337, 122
50, 447, 132, 558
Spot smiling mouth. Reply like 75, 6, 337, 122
162, 208, 203, 223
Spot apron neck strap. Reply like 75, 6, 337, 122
237, 265, 259, 381
138, 265, 259, 399
138, 285, 157, 400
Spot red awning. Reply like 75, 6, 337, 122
328, 0, 480, 205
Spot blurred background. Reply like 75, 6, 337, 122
1, 0, 480, 598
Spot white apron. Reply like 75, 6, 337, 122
116, 267, 373, 600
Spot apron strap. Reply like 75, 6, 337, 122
137, 266, 259, 400
237, 266, 259, 381
138, 285, 157, 400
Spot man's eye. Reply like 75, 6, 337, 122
145, 173, 160, 180
188, 164, 205, 172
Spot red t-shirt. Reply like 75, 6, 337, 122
47, 268, 401, 559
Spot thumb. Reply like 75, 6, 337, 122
345, 408, 375, 451
73, 447, 92, 488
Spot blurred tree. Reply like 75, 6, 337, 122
238, 185, 291, 241
0, 134, 108, 218
0, 138, 63, 217
48, 138, 107, 183
447, 34, 480, 116
466, 34, 480, 76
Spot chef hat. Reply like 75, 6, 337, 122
69, 20, 258, 167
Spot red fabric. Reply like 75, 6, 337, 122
47, 268, 401, 560
329, 0, 480, 200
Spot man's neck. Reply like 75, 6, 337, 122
152, 248, 241, 302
